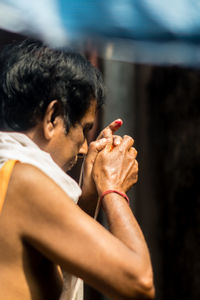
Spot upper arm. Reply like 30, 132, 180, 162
7, 163, 150, 299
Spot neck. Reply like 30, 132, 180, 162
24, 124, 47, 151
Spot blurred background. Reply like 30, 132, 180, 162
0, 1, 200, 299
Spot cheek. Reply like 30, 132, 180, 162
64, 128, 85, 155
76, 131, 85, 148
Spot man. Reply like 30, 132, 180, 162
0, 39, 155, 300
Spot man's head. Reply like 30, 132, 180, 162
0, 39, 105, 131
0, 39, 105, 170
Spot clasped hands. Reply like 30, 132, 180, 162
81, 119, 138, 202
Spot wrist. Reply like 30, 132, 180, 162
97, 184, 125, 196
82, 179, 98, 198
100, 189, 129, 205
81, 187, 98, 202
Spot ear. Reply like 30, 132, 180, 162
43, 100, 62, 140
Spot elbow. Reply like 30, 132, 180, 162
128, 256, 155, 300
135, 273, 155, 299
105, 268, 155, 300
121, 270, 155, 300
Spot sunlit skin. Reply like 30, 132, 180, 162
27, 100, 96, 173
45, 101, 96, 172
0, 99, 155, 300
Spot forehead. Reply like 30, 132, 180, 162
80, 99, 97, 125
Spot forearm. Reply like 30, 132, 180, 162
103, 193, 146, 248
102, 193, 154, 293
78, 190, 98, 217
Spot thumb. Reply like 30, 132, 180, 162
92, 138, 108, 152
97, 119, 123, 140
85, 138, 108, 166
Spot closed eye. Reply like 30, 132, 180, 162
83, 123, 93, 137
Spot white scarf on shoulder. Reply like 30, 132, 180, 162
0, 131, 83, 300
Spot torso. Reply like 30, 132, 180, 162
0, 165, 63, 300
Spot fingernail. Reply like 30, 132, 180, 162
115, 120, 122, 126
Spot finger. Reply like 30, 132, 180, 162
107, 119, 123, 134
85, 138, 108, 165
97, 119, 123, 140
135, 159, 139, 170
105, 135, 122, 152
129, 147, 138, 158
128, 159, 139, 181
88, 138, 108, 155
118, 135, 134, 152
132, 160, 139, 182
106, 135, 122, 151
113, 135, 122, 146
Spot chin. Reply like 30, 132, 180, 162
64, 156, 78, 172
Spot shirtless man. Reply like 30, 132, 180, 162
0, 39, 155, 300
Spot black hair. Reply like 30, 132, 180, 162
0, 39, 105, 132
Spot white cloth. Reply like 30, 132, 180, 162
0, 131, 83, 300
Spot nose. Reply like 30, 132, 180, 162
78, 139, 88, 156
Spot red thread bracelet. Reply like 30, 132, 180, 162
100, 190, 130, 205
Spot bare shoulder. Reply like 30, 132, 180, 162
5, 162, 90, 264
9, 162, 69, 198
7, 162, 80, 230
8, 162, 77, 210
5, 161, 85, 248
